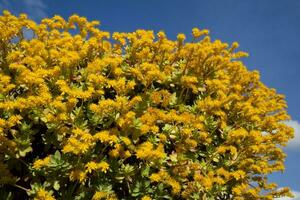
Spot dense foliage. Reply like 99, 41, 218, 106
0, 10, 294, 199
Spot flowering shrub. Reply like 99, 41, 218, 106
0, 10, 294, 199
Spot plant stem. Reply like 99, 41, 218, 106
11, 184, 30, 192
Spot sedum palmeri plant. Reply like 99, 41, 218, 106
0, 10, 295, 200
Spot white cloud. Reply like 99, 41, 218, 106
0, 0, 47, 21
277, 190, 300, 200
284, 120, 300, 150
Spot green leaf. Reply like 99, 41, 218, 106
54, 150, 61, 160
133, 118, 142, 128
115, 176, 124, 183
162, 124, 172, 132
212, 157, 219, 163
141, 165, 150, 177
18, 146, 32, 157
53, 181, 60, 191
169, 93, 177, 106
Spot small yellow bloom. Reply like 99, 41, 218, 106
92, 191, 108, 200
85, 161, 98, 173
33, 156, 51, 169
69, 169, 87, 184
177, 33, 186, 43
98, 161, 110, 173
149, 173, 161, 182
85, 161, 110, 173
34, 188, 55, 200
141, 195, 152, 200
192, 27, 209, 38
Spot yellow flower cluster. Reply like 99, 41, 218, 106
85, 161, 110, 173
136, 142, 166, 161
150, 90, 172, 107
141, 196, 152, 200
92, 191, 118, 200
34, 188, 55, 200
92, 191, 108, 200
0, 74, 15, 94
93, 130, 118, 145
69, 169, 88, 184
150, 170, 181, 194
62, 128, 95, 155
0, 10, 294, 199
56, 79, 95, 100
33, 156, 51, 169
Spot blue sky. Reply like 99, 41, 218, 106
1, 0, 299, 198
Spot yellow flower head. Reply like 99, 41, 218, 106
34, 188, 55, 200
33, 156, 51, 170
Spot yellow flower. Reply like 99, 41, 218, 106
97, 161, 110, 173
150, 170, 181, 194
121, 136, 131, 145
192, 27, 209, 38
136, 142, 166, 161
33, 156, 51, 169
216, 167, 230, 180
122, 150, 132, 159
93, 130, 118, 144
177, 33, 186, 42
159, 134, 167, 143
231, 170, 246, 180
181, 75, 198, 93
85, 161, 109, 173
166, 178, 181, 194
62, 138, 91, 155
149, 173, 161, 182
34, 188, 55, 200
85, 161, 98, 173
92, 191, 108, 200
69, 169, 87, 184
232, 184, 247, 196
202, 177, 213, 189
6, 115, 22, 128
141, 195, 152, 200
